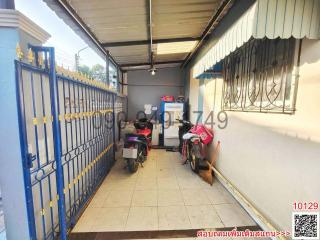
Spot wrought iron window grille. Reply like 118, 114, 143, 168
222, 37, 299, 114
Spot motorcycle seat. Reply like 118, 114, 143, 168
126, 133, 148, 143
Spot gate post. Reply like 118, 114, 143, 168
48, 47, 68, 240
0, 9, 50, 240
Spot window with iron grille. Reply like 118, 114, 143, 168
222, 38, 299, 114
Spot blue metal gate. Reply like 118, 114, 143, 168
15, 46, 116, 240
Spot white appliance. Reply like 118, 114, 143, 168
163, 102, 184, 147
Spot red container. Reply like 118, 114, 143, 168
161, 95, 174, 102
190, 124, 214, 144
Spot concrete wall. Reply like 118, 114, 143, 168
127, 67, 183, 120
187, 39, 320, 231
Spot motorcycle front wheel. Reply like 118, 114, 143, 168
189, 144, 201, 173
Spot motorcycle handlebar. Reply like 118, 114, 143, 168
176, 119, 192, 125
136, 118, 150, 123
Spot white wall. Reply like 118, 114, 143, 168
188, 39, 320, 231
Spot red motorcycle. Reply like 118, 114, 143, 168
178, 119, 214, 173
134, 118, 153, 152
122, 118, 153, 173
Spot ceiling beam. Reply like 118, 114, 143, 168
181, 0, 234, 68
120, 60, 183, 68
101, 37, 201, 48
147, 0, 154, 68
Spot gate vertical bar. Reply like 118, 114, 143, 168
48, 47, 67, 239
112, 93, 116, 160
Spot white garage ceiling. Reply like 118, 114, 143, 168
44, 0, 232, 70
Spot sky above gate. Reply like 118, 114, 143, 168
15, 0, 105, 69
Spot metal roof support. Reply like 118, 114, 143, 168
108, 52, 119, 68
101, 37, 201, 48
181, 0, 233, 68
147, 0, 154, 68
106, 50, 110, 86
117, 67, 122, 93
121, 71, 124, 94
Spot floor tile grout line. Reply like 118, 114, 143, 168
184, 206, 192, 230
182, 188, 193, 228
126, 155, 159, 231
155, 159, 160, 230
211, 203, 226, 228
75, 150, 255, 233
124, 172, 139, 231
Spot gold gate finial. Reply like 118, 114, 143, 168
38, 53, 43, 67
28, 48, 35, 64
16, 43, 23, 60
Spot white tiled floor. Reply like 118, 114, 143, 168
72, 149, 257, 233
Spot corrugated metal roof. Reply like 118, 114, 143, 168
43, 0, 224, 68
108, 45, 149, 64
152, 0, 221, 39
71, 0, 148, 43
